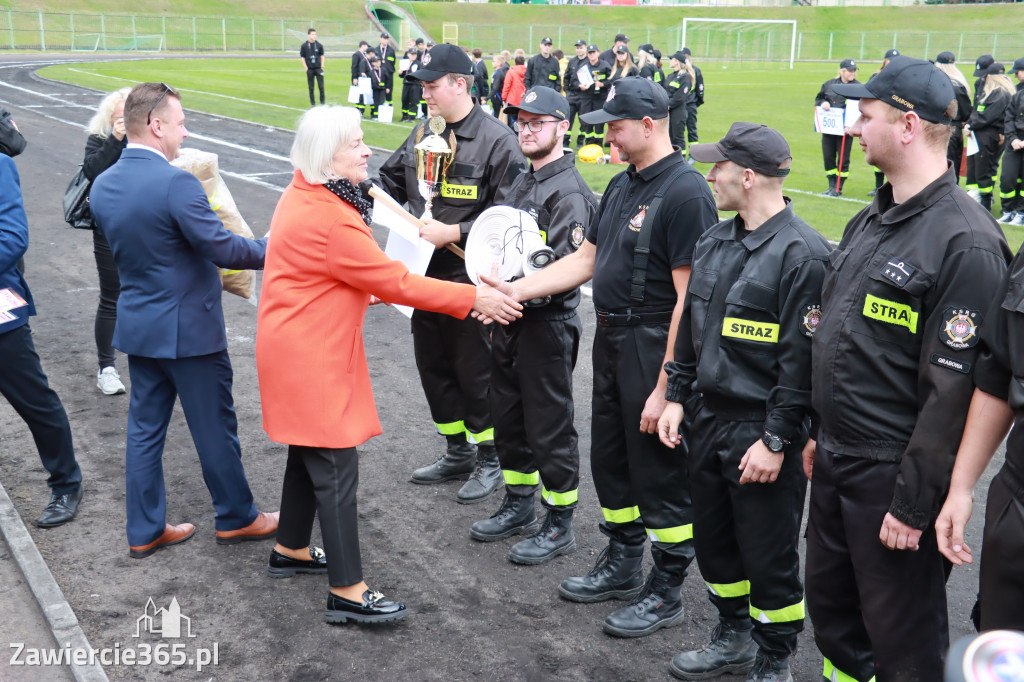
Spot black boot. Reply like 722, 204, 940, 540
746, 652, 793, 682
469, 493, 537, 541
508, 507, 576, 565
980, 192, 993, 213
602, 567, 685, 638
834, 175, 845, 197
457, 444, 501, 503
669, 617, 756, 680
557, 540, 645, 603
410, 434, 475, 484
820, 175, 837, 196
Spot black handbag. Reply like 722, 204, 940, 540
63, 166, 94, 229
0, 108, 26, 157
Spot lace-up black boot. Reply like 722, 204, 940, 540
669, 618, 756, 680
410, 434, 475, 484
508, 507, 575, 565
469, 493, 537, 541
457, 443, 502, 503
746, 652, 792, 682
602, 567, 685, 638
557, 540, 645, 603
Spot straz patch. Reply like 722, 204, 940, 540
863, 294, 918, 334
930, 353, 972, 374
941, 307, 981, 351
801, 305, 822, 337
881, 258, 916, 288
440, 183, 477, 200
628, 208, 647, 232
570, 221, 585, 249
722, 318, 779, 343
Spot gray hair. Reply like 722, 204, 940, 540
290, 105, 363, 185
86, 87, 132, 138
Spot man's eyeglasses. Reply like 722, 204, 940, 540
147, 82, 178, 125
513, 119, 561, 134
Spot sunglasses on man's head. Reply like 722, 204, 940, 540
147, 82, 179, 125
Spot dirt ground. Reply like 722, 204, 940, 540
0, 55, 993, 681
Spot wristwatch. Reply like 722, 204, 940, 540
761, 431, 788, 453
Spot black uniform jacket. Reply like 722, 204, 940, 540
969, 87, 1010, 132
815, 76, 858, 109
1003, 83, 1024, 143
564, 56, 586, 99
524, 53, 561, 90
491, 65, 508, 104
686, 65, 704, 107
505, 151, 598, 312
351, 50, 369, 81
377, 43, 397, 78
974, 244, 1024, 485
378, 106, 527, 280
664, 71, 691, 111
639, 63, 664, 85
811, 165, 1011, 530
666, 202, 830, 443
572, 60, 611, 103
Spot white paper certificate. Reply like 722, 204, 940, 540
577, 66, 594, 89
373, 199, 436, 319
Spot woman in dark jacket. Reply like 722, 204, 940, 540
82, 87, 130, 396
664, 51, 693, 154
965, 63, 1013, 212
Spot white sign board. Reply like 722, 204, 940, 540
815, 106, 846, 136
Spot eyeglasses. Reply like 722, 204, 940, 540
147, 82, 178, 125
513, 119, 561, 133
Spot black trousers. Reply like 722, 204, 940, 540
822, 134, 854, 178
401, 82, 421, 119
490, 96, 502, 118
947, 126, 964, 183
579, 96, 605, 146
669, 105, 687, 152
411, 309, 493, 445
591, 323, 694, 578
383, 75, 394, 103
306, 69, 324, 105
805, 445, 949, 682
0, 324, 81, 494
491, 311, 581, 508
93, 228, 120, 370
566, 97, 583, 145
278, 445, 362, 587
973, 129, 1003, 195
999, 146, 1024, 213
688, 410, 806, 657
978, 463, 1024, 631
369, 89, 385, 119
685, 105, 699, 143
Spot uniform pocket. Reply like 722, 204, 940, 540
722, 279, 779, 352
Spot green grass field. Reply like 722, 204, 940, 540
39, 56, 1024, 245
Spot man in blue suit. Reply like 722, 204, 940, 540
0, 153, 83, 528
91, 82, 278, 559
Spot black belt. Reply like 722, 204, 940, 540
595, 309, 673, 327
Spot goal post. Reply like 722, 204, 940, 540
681, 18, 797, 69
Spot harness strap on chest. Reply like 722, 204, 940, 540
631, 164, 688, 302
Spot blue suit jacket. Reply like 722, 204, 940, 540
91, 147, 266, 359
0, 154, 35, 335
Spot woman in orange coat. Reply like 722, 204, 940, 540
256, 105, 520, 625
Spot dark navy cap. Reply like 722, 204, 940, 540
985, 62, 1006, 76
411, 42, 474, 81
615, 33, 629, 43
504, 86, 570, 120
884, 49, 901, 59
615, 45, 628, 54
682, 47, 692, 56
575, 39, 587, 47
638, 43, 655, 54
840, 58, 857, 71
936, 51, 955, 64
587, 44, 599, 53
974, 54, 994, 76
670, 50, 687, 63
580, 77, 669, 124
1014, 58, 1024, 73
690, 122, 791, 177
833, 56, 955, 124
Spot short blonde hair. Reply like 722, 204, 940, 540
87, 87, 132, 138
290, 105, 363, 185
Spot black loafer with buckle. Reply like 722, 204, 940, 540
267, 546, 328, 578
325, 589, 407, 624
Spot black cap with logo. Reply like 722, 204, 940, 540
580, 77, 669, 124
587, 44, 599, 53
832, 56, 955, 124
380, 32, 390, 39
615, 45, 628, 54
504, 86, 569, 121
638, 43, 655, 54
884, 49, 901, 60
541, 37, 553, 45
936, 51, 955, 64
840, 58, 857, 71
575, 39, 587, 47
690, 122, 792, 177
411, 43, 474, 82
974, 54, 994, 77
615, 33, 629, 43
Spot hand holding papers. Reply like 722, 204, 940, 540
577, 66, 594, 90
370, 186, 436, 319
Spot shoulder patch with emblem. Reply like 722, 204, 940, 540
941, 307, 981, 351
570, 221, 585, 249
801, 305, 822, 337
881, 258, 915, 288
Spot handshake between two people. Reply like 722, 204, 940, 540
470, 264, 523, 326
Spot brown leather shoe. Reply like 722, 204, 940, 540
215, 511, 279, 545
129, 523, 196, 559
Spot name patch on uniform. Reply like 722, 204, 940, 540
941, 307, 981, 351
929, 353, 972, 374
862, 294, 918, 334
722, 318, 779, 343
801, 305, 822, 337
440, 183, 477, 199
881, 258, 916, 288
570, 221, 585, 249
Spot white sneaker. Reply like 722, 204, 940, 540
1011, 212, 1024, 226
998, 211, 1016, 224
97, 367, 126, 395
966, 189, 982, 202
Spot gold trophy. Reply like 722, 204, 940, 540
414, 116, 456, 221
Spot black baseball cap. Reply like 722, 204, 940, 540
833, 56, 955, 124
615, 45, 628, 54
541, 37, 553, 45
840, 58, 857, 71
587, 44, 599, 53
653, 49, 662, 60
936, 51, 955, 64
411, 42, 474, 81
974, 54, 994, 76
380, 32, 390, 39
426, 39, 436, 47
580, 77, 668, 124
1014, 58, 1024, 73
690, 122, 791, 177
504, 86, 569, 121
615, 33, 629, 43
638, 43, 654, 54
682, 47, 692, 56
984, 62, 1006, 76
670, 50, 687, 63
884, 49, 901, 59
575, 39, 587, 47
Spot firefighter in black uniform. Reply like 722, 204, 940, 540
966, 61, 1012, 213
682, 47, 704, 149
659, 123, 829, 682
479, 78, 718, 638
577, 45, 611, 147
366, 54, 387, 119
564, 39, 588, 148
814, 59, 859, 197
665, 50, 691, 156
376, 32, 397, 106
805, 57, 1011, 682
936, 240, 1024, 632
997, 57, 1024, 225
965, 54, 994, 200
469, 87, 598, 565
525, 37, 561, 91
377, 44, 527, 504
351, 41, 371, 115
399, 46, 422, 122
637, 44, 663, 86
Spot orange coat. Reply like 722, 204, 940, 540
256, 171, 475, 448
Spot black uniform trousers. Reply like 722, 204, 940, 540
685, 106, 699, 144
688, 409, 806, 657
978, 463, 1024, 631
805, 445, 949, 682
383, 75, 394, 104
999, 146, 1024, 213
277, 445, 362, 587
491, 310, 581, 508
0, 324, 81, 494
401, 82, 422, 120
579, 96, 605, 147
947, 127, 964, 184
369, 89, 385, 119
971, 129, 1003, 197
306, 68, 324, 106
591, 322, 695, 578
669, 106, 688, 153
822, 134, 854, 179
412, 309, 493, 444
566, 97, 583, 146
